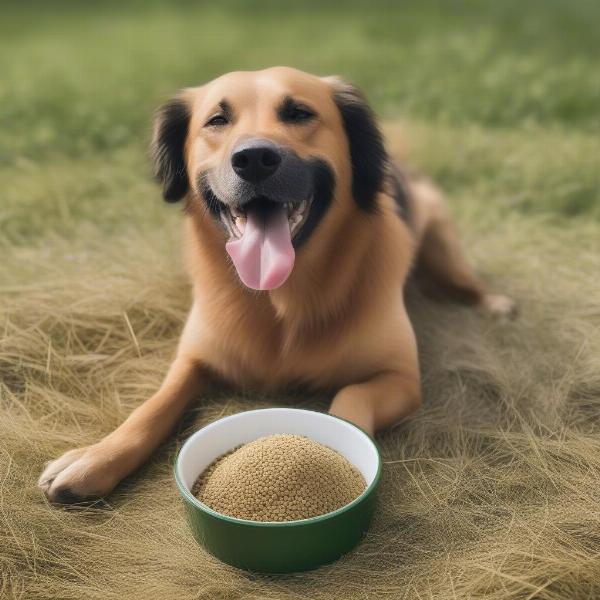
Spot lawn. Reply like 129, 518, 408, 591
1, 1, 600, 598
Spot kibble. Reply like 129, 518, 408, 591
193, 434, 366, 522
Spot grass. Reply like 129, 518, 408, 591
1, 1, 600, 598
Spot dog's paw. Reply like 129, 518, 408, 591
479, 293, 518, 319
38, 446, 114, 504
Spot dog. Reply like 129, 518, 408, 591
38, 67, 515, 503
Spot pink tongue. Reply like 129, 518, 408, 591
226, 206, 295, 290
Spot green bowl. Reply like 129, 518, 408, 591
174, 407, 381, 573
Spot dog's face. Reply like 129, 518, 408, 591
152, 67, 386, 291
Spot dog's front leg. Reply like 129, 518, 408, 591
38, 356, 204, 504
329, 370, 421, 437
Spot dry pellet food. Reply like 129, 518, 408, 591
193, 434, 366, 522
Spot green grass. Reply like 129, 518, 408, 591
1, 0, 599, 243
2, 0, 600, 164
2, 1, 600, 599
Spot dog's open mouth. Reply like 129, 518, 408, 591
223, 196, 312, 291
222, 196, 311, 241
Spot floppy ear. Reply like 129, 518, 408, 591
150, 93, 191, 202
326, 77, 387, 211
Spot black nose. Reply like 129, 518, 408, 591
231, 140, 282, 183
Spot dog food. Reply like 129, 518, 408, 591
193, 434, 366, 521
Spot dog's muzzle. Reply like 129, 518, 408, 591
199, 140, 335, 292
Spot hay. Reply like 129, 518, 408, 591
2, 125, 600, 600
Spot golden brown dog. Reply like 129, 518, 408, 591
38, 67, 515, 503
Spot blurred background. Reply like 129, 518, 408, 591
2, 0, 599, 246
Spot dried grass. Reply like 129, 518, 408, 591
2, 136, 600, 600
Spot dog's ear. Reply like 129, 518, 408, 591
150, 93, 191, 202
326, 77, 387, 211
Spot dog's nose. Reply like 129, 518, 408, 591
231, 140, 282, 183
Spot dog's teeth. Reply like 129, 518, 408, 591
234, 216, 246, 235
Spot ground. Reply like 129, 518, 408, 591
2, 1, 600, 599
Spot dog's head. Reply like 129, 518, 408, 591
151, 67, 386, 291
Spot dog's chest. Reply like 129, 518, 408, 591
185, 298, 394, 391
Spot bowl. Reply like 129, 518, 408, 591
174, 407, 381, 573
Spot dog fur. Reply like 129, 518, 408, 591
39, 67, 515, 503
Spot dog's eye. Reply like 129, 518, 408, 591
280, 105, 315, 124
205, 114, 229, 127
